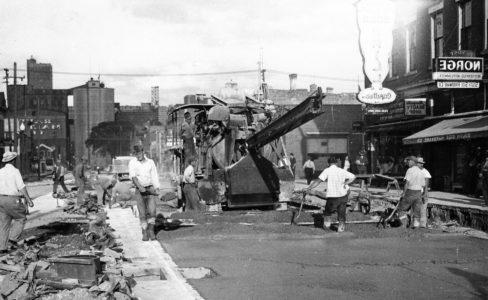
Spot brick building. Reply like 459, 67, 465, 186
2, 58, 69, 174
282, 92, 363, 178
365, 0, 488, 192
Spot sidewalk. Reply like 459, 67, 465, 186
106, 207, 204, 300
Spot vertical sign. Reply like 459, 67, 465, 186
356, 0, 397, 104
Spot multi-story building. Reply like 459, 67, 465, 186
73, 79, 114, 161
3, 58, 69, 174
365, 0, 488, 192
27, 57, 52, 90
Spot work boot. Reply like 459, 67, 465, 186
147, 224, 156, 240
141, 229, 149, 241
337, 221, 345, 233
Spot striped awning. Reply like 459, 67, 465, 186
402, 115, 488, 145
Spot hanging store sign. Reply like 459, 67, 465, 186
404, 98, 426, 116
356, 0, 397, 104
433, 57, 483, 80
437, 81, 480, 89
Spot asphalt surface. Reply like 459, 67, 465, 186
158, 211, 488, 300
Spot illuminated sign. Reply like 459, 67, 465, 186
356, 0, 396, 104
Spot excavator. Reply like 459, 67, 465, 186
168, 87, 326, 208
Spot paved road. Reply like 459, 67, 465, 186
160, 223, 488, 299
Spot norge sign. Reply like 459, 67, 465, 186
433, 57, 483, 80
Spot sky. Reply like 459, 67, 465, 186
0, 0, 417, 105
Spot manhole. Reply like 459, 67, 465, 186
178, 267, 218, 279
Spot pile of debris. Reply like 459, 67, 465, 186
0, 211, 137, 299
64, 195, 101, 215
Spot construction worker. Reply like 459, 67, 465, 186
0, 152, 34, 254
94, 173, 117, 207
52, 159, 69, 196
416, 157, 431, 228
180, 111, 196, 165
305, 156, 356, 232
355, 149, 368, 174
399, 156, 425, 228
182, 156, 201, 211
74, 156, 87, 205
303, 155, 315, 185
128, 145, 160, 241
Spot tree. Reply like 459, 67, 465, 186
85, 121, 135, 157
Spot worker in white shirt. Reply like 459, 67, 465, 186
303, 155, 316, 184
305, 156, 356, 232
416, 157, 431, 228
399, 156, 425, 228
128, 145, 160, 241
182, 156, 201, 211
0, 152, 34, 253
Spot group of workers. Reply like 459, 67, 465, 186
304, 154, 431, 232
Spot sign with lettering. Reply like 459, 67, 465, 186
355, 0, 397, 104
437, 81, 480, 89
404, 98, 426, 116
433, 57, 483, 80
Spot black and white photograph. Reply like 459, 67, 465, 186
0, 0, 487, 299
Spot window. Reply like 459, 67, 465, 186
461, 0, 472, 49
388, 55, 393, 78
406, 25, 417, 72
433, 12, 443, 57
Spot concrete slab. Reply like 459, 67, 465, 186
106, 207, 204, 300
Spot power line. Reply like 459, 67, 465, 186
8, 68, 259, 77
2, 67, 360, 83
267, 69, 358, 82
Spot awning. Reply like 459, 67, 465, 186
403, 115, 488, 145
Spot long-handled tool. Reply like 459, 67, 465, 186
290, 191, 307, 225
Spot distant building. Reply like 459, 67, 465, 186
73, 79, 114, 161
151, 86, 159, 107
27, 57, 52, 90
282, 91, 363, 177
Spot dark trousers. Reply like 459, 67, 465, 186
183, 183, 201, 211
324, 195, 348, 222
135, 187, 157, 228
0, 196, 27, 251
398, 189, 422, 219
304, 167, 314, 185
357, 165, 367, 175
53, 176, 69, 194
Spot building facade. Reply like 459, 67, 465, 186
27, 57, 52, 90
73, 79, 114, 161
365, 0, 488, 192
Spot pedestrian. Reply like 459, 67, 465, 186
303, 155, 315, 185
74, 156, 87, 205
183, 156, 201, 211
343, 155, 350, 171
355, 149, 368, 174
416, 157, 432, 228
480, 155, 488, 206
128, 145, 160, 241
398, 156, 425, 228
180, 111, 196, 165
289, 153, 297, 177
52, 159, 69, 196
305, 156, 355, 232
0, 152, 34, 254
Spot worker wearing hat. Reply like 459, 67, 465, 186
398, 156, 425, 228
180, 111, 196, 165
128, 145, 160, 241
0, 152, 34, 253
416, 157, 432, 228
355, 149, 368, 175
